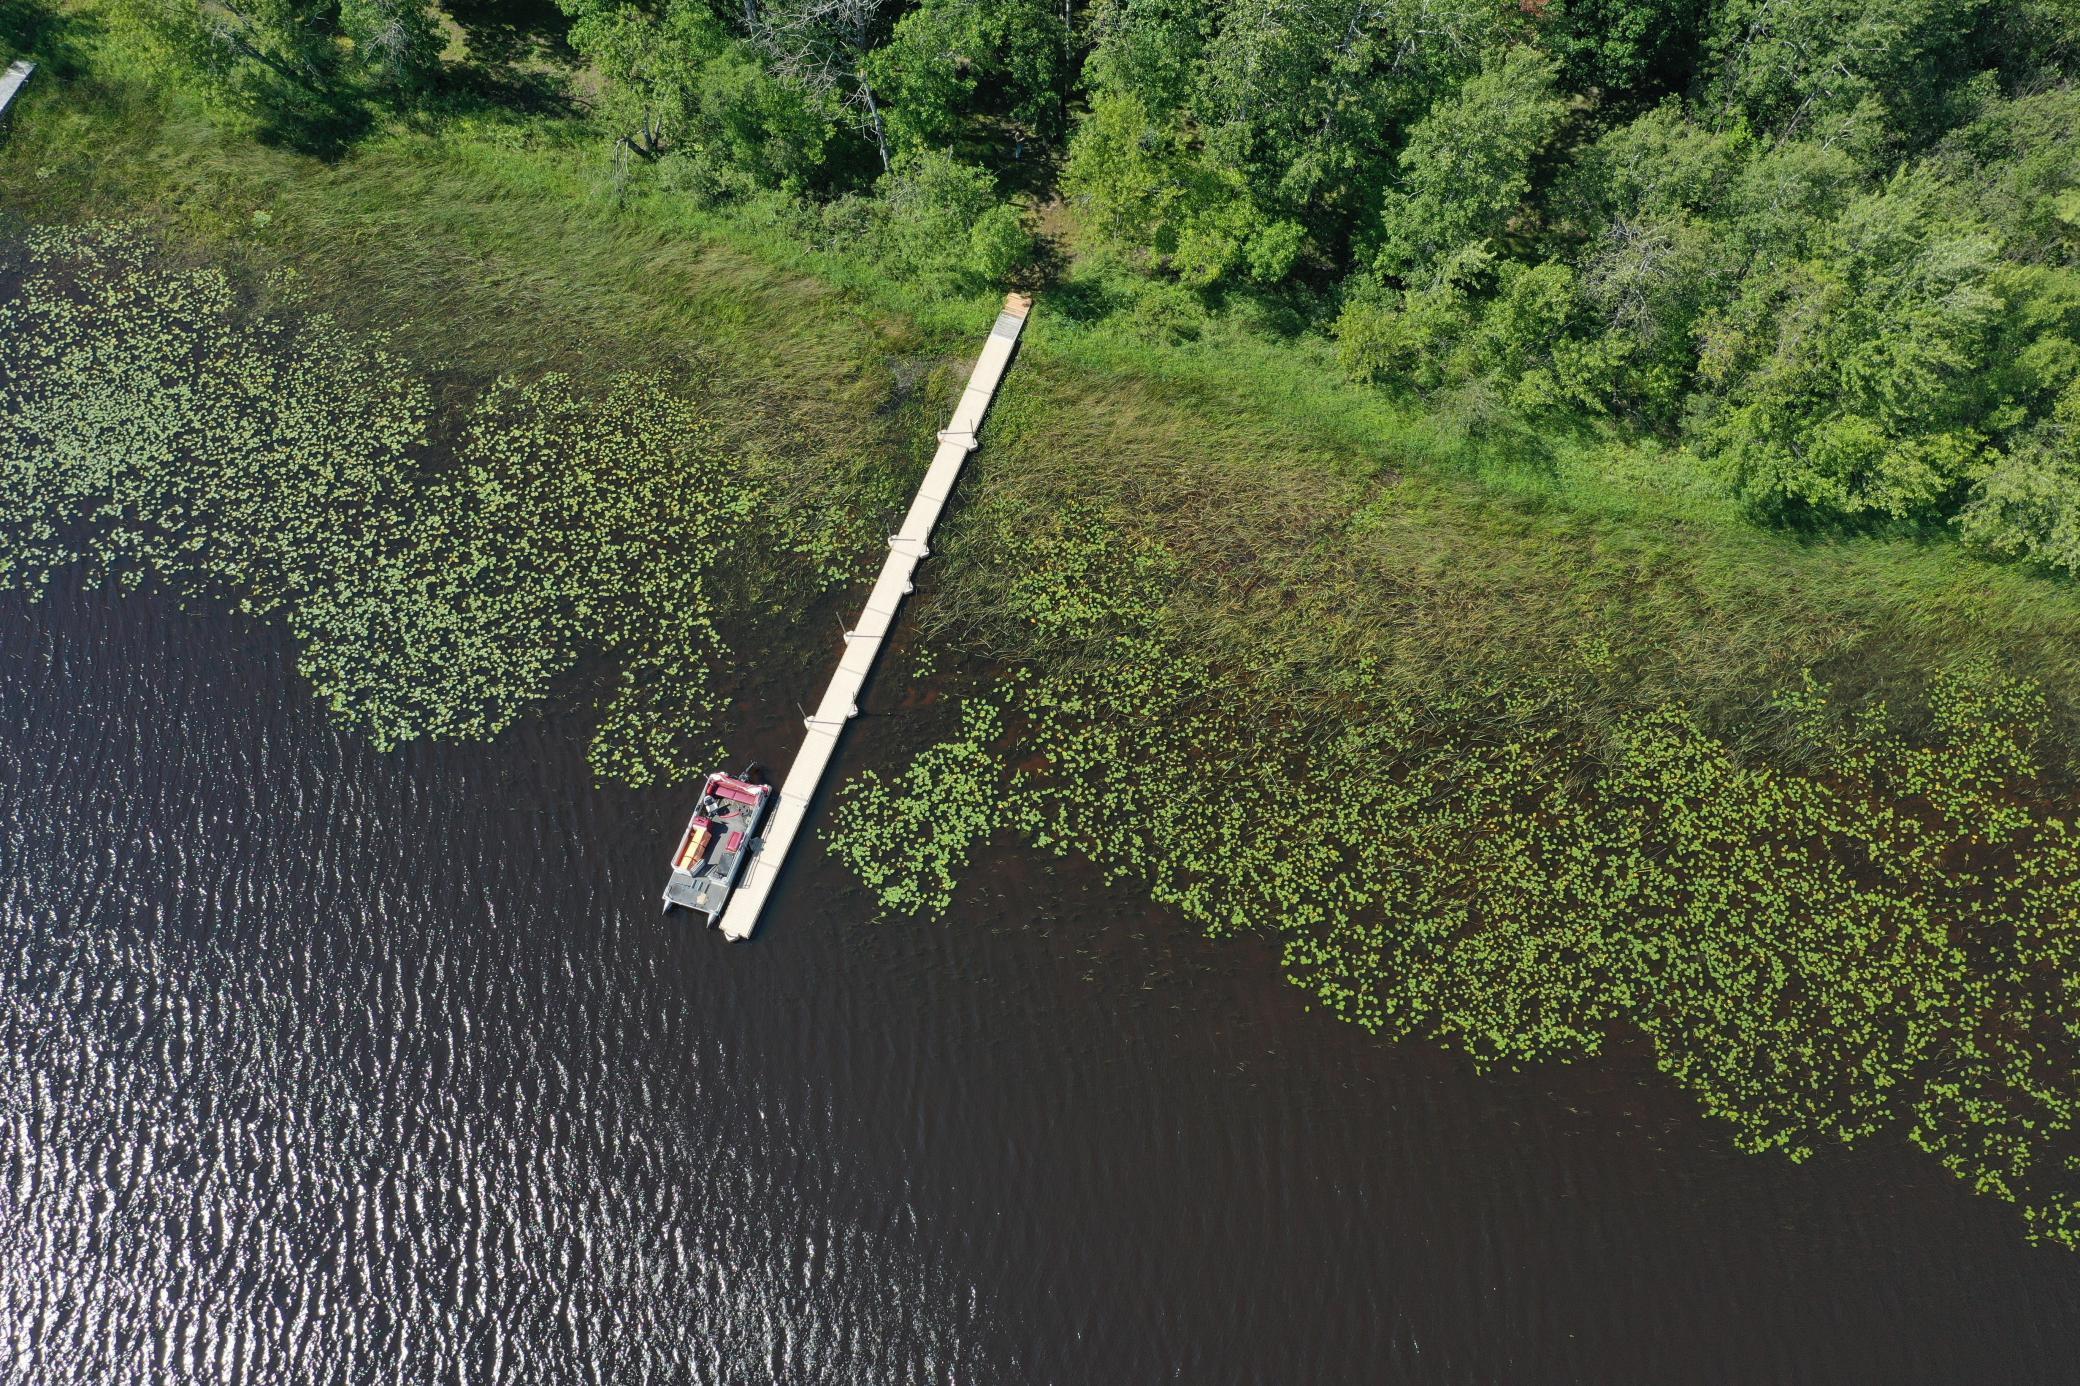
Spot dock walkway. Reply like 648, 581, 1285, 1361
0, 60, 35, 119
719, 293, 1031, 940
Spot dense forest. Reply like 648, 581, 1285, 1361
113, 0, 2080, 569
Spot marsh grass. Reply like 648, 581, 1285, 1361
7, 34, 2080, 776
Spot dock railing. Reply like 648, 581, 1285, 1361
718, 293, 1031, 940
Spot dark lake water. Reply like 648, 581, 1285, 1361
5, 574, 2080, 1384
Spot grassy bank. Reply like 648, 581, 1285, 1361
8, 8, 2080, 1245
7, 21, 2080, 763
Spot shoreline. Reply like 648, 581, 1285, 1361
6, 45, 2080, 758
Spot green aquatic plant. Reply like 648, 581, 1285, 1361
0, 221, 429, 598
829, 699, 1013, 915
0, 222, 769, 783
298, 371, 757, 782
832, 511, 2080, 1248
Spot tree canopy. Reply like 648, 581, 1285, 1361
130, 0, 2080, 566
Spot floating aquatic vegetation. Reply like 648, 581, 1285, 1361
832, 508, 2080, 1249
0, 222, 767, 783
828, 700, 1017, 916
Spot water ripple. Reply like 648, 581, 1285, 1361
0, 583, 1014, 1385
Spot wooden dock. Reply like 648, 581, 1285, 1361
0, 60, 34, 119
718, 293, 1031, 940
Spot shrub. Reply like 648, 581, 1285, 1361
686, 46, 834, 194
1122, 279, 1208, 345
1698, 171, 2004, 521
1960, 429, 2080, 574
871, 149, 1034, 291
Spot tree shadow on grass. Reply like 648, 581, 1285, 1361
245, 68, 375, 160
0, 0, 96, 79
1015, 246, 1131, 328
436, 0, 578, 117
262, 0, 582, 156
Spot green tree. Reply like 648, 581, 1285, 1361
862, 0, 1070, 158
1465, 259, 1588, 410
559, 1, 715, 153
962, 0, 1072, 136
341, 0, 443, 94
1555, 101, 1748, 234
1060, 90, 1190, 264
200, 0, 342, 89
1543, 0, 1706, 98
1371, 47, 1569, 283
560, 0, 840, 188
1701, 0, 1990, 152
1933, 88, 2080, 264
1714, 137, 1862, 263
1960, 413, 2080, 574
1082, 0, 1218, 119
116, 0, 346, 111
1061, 90, 1300, 285
1338, 251, 1596, 416
1074, 0, 1516, 276
1987, 0, 2080, 76
1194, 0, 1509, 252
1957, 266, 2080, 567
681, 45, 835, 193
1572, 213, 1718, 420
1555, 106, 1750, 421
858, 0, 970, 153
872, 148, 1033, 288
1335, 247, 1489, 392
1698, 170, 2005, 520
752, 0, 902, 170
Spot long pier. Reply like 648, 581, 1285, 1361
0, 60, 35, 119
718, 293, 1031, 940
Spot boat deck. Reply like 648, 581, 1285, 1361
664, 778, 768, 917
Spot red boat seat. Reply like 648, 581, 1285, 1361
712, 778, 760, 806
725, 830, 744, 852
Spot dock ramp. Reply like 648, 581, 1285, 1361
0, 60, 35, 120
718, 294, 1030, 940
